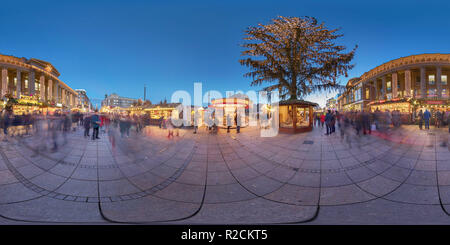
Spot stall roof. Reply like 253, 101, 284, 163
279, 99, 319, 107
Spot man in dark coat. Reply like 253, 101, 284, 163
423, 109, 431, 130
325, 110, 332, 135
91, 110, 100, 140
83, 114, 91, 137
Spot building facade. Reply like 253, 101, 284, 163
101, 93, 137, 108
338, 53, 450, 114
326, 97, 337, 110
75, 89, 92, 112
0, 54, 78, 108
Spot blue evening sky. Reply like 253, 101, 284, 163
1, 0, 449, 107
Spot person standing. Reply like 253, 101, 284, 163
83, 114, 91, 137
166, 117, 174, 138
418, 110, 423, 130
385, 110, 392, 130
91, 110, 100, 140
331, 111, 336, 133
423, 109, 431, 130
159, 116, 163, 129
226, 114, 232, 133
325, 110, 332, 135
2, 110, 11, 141
193, 109, 200, 134
447, 111, 450, 134
119, 116, 127, 138
235, 112, 240, 134
436, 110, 441, 128
320, 113, 325, 128
362, 110, 371, 135
125, 115, 132, 137
316, 113, 320, 127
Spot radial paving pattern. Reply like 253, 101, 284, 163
0, 125, 450, 224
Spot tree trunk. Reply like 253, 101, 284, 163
289, 78, 297, 100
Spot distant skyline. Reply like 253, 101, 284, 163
1, 0, 450, 108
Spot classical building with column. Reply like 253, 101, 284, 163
338, 53, 450, 114
0, 53, 78, 109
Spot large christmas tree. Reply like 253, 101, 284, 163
240, 16, 357, 100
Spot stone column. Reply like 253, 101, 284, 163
373, 80, 378, 100
1, 68, 8, 97
48, 79, 53, 101
405, 70, 411, 97
29, 71, 35, 96
360, 85, 364, 101
437, 66, 442, 98
392, 72, 398, 98
420, 66, 426, 98
61, 89, 65, 105
39, 75, 45, 101
381, 76, 386, 99
55, 83, 59, 103
69, 93, 73, 107
16, 70, 21, 98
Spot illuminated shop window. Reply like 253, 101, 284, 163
14, 78, 17, 86
429, 75, 435, 85
295, 107, 310, 128
365, 88, 370, 99
442, 89, 448, 97
279, 105, 293, 128
442, 75, 447, 85
25, 80, 28, 89
387, 81, 392, 92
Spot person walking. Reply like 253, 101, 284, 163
91, 110, 100, 140
423, 109, 431, 130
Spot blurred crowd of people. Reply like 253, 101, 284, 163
0, 108, 183, 154
314, 108, 450, 148
1, 106, 449, 155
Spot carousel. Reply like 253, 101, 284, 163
210, 97, 250, 128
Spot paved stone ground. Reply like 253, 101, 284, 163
0, 123, 449, 224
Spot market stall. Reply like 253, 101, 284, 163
279, 99, 317, 133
